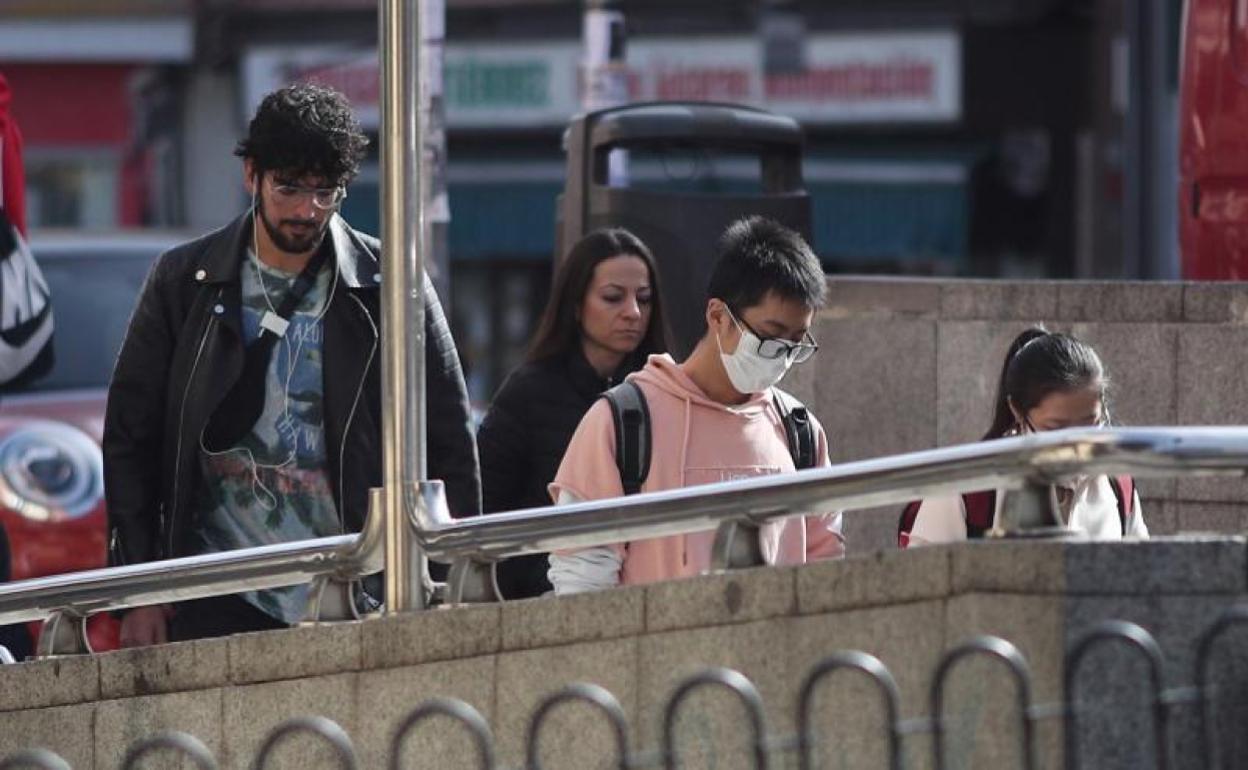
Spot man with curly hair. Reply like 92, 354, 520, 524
104, 84, 480, 645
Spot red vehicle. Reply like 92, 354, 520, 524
1179, 0, 1248, 278
0, 232, 178, 654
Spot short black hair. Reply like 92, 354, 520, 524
706, 216, 826, 312
234, 83, 369, 185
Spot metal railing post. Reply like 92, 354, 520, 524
379, 0, 428, 614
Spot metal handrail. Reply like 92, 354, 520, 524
0, 426, 1244, 629
408, 426, 1248, 560
0, 489, 385, 626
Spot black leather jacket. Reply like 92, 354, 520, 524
104, 212, 480, 566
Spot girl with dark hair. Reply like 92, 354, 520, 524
901, 327, 1148, 546
477, 228, 671, 598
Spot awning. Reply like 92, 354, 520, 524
340, 152, 978, 266
805, 157, 975, 268
0, 17, 193, 63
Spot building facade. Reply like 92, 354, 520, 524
0, 0, 1175, 401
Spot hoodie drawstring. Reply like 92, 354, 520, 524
679, 394, 692, 489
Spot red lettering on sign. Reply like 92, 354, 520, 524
287, 61, 380, 107
764, 59, 936, 102
653, 67, 751, 101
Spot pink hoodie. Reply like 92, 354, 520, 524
550, 354, 844, 587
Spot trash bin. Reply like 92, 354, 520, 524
557, 102, 812, 357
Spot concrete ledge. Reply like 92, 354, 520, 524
500, 583, 644, 650
940, 281, 1059, 320
1061, 537, 1246, 595
823, 276, 942, 320
230, 621, 361, 685
645, 565, 795, 632
0, 654, 99, 712
1183, 283, 1248, 323
949, 541, 1068, 595
99, 637, 228, 699
1057, 282, 1183, 322
798, 545, 950, 614
361, 602, 500, 669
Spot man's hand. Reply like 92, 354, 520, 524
119, 605, 171, 648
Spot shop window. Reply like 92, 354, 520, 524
24, 152, 120, 228
451, 260, 550, 409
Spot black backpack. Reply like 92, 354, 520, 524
602, 381, 818, 495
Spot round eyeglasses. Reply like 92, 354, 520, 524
268, 179, 347, 210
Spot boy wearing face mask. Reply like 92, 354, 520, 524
547, 217, 845, 594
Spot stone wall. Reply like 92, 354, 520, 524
1, 538, 1246, 769
782, 278, 1248, 551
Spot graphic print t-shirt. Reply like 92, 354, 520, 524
194, 249, 339, 623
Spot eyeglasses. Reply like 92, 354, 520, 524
1022, 413, 1109, 432
267, 178, 347, 210
728, 307, 819, 364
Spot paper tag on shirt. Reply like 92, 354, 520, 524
260, 311, 290, 337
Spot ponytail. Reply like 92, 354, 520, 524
982, 327, 1107, 440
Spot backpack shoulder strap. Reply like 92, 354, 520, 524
898, 500, 922, 548
1108, 475, 1134, 534
602, 381, 651, 496
963, 490, 997, 539
772, 388, 817, 470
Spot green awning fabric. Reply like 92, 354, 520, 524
338, 179, 560, 262
810, 181, 969, 268
339, 154, 973, 266
447, 182, 561, 261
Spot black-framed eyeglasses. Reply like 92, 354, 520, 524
267, 177, 347, 210
728, 307, 819, 364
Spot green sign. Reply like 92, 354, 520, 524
445, 60, 551, 109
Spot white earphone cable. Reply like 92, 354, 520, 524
197, 184, 339, 511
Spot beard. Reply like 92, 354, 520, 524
254, 196, 331, 255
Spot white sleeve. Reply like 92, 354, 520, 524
546, 488, 623, 595
906, 494, 968, 547
1126, 492, 1149, 539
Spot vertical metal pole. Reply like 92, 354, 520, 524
423, 0, 452, 312
379, 0, 427, 613
582, 0, 629, 185
1123, 0, 1176, 279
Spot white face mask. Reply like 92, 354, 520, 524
716, 308, 792, 395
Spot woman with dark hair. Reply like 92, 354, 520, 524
900, 327, 1148, 546
478, 228, 671, 598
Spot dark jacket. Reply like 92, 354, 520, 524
104, 212, 480, 567
0, 522, 31, 660
478, 347, 643, 598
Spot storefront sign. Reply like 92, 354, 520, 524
242, 30, 960, 129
